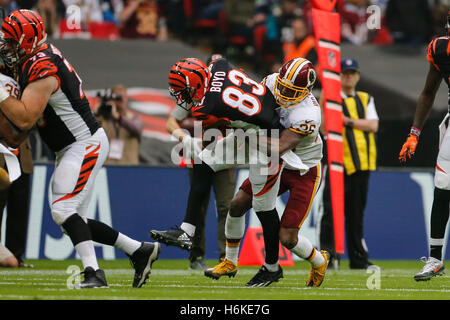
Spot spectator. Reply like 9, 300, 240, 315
0, 139, 34, 268
385, 0, 432, 50
270, 17, 317, 74
95, 85, 143, 165
34, 0, 60, 38
340, 0, 371, 45
119, 0, 168, 40
319, 58, 378, 270
254, 0, 303, 74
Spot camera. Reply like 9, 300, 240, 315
96, 90, 123, 118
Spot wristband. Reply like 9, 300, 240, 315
0, 86, 9, 103
410, 126, 421, 137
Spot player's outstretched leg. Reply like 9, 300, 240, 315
74, 267, 108, 289
149, 226, 193, 251
128, 242, 161, 288
204, 258, 238, 280
306, 250, 330, 287
245, 265, 283, 287
414, 257, 445, 281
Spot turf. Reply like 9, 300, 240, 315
0, 259, 449, 301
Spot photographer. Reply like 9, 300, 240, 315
96, 84, 143, 165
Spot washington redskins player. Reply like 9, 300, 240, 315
158, 56, 329, 287
399, 13, 450, 281
204, 57, 329, 288
0, 10, 161, 288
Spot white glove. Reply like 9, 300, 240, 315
182, 135, 202, 160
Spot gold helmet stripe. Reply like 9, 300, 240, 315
286, 58, 307, 81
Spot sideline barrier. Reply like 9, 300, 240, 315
6, 165, 442, 261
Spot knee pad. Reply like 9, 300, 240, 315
52, 209, 87, 226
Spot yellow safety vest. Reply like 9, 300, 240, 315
342, 91, 377, 175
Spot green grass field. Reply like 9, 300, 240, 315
0, 259, 449, 301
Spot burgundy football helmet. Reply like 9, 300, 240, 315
274, 58, 316, 107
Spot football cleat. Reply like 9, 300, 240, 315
306, 250, 330, 287
190, 258, 208, 271
414, 257, 445, 281
149, 226, 193, 251
245, 265, 283, 287
204, 259, 238, 280
129, 242, 161, 288
74, 267, 108, 289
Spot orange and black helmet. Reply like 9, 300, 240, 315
168, 58, 210, 110
0, 10, 47, 66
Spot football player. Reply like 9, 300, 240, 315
399, 12, 450, 281
152, 56, 328, 287
150, 57, 286, 250
0, 10, 161, 288
203, 58, 329, 287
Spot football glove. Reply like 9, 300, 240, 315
399, 129, 420, 163
182, 135, 202, 160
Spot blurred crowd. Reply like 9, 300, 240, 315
3, 0, 446, 75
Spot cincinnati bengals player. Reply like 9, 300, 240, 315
0, 10, 161, 288
204, 58, 329, 287
399, 13, 450, 282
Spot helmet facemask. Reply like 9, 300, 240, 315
169, 86, 198, 111
274, 69, 316, 107
0, 37, 20, 68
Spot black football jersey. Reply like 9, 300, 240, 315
427, 36, 450, 111
191, 58, 283, 130
19, 43, 101, 152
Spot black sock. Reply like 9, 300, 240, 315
430, 187, 450, 260
184, 162, 214, 226
256, 209, 280, 265
87, 219, 119, 246
62, 214, 92, 246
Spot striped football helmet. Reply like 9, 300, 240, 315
274, 58, 316, 107
0, 9, 47, 67
168, 58, 210, 110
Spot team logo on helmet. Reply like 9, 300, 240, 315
168, 58, 210, 110
274, 58, 316, 107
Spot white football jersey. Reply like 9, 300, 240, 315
0, 73, 20, 99
265, 73, 323, 170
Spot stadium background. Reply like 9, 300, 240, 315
2, 0, 450, 263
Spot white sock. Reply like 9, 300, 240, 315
264, 262, 280, 272
180, 222, 196, 237
225, 243, 240, 265
74, 240, 99, 270
114, 233, 142, 255
224, 214, 246, 265
290, 235, 325, 267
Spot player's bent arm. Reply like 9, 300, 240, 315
166, 115, 188, 142
412, 63, 442, 131
277, 128, 303, 155
0, 76, 58, 131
